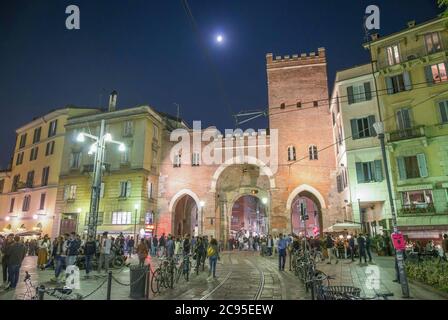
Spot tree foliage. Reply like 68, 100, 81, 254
438, 0, 448, 16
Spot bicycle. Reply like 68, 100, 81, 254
176, 254, 192, 283
151, 257, 175, 294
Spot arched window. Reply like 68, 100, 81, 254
288, 146, 296, 161
309, 145, 318, 160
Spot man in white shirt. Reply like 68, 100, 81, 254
98, 232, 112, 274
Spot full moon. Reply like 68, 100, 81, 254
216, 35, 223, 43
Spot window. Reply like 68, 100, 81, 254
121, 147, 130, 164
425, 32, 442, 54
313, 101, 318, 107
147, 181, 153, 199
280, 103, 286, 109
48, 120, 58, 137
112, 212, 132, 225
386, 44, 401, 65
9, 198, 15, 213
425, 62, 448, 84
386, 72, 412, 94
397, 154, 428, 180
396, 108, 412, 131
173, 153, 181, 168
192, 152, 200, 166
297, 102, 302, 108
26, 171, 34, 188
19, 134, 27, 149
0, 179, 4, 193
69, 152, 81, 169
33, 127, 41, 144
29, 147, 39, 161
22, 195, 31, 211
39, 193, 46, 210
119, 181, 131, 198
336, 174, 343, 193
123, 120, 134, 137
45, 141, 55, 156
309, 145, 318, 160
332, 112, 336, 126
355, 160, 383, 183
347, 82, 372, 104
64, 185, 77, 200
41, 167, 50, 186
401, 189, 433, 209
350, 116, 376, 139
287, 146, 296, 161
153, 125, 159, 141
16, 152, 24, 166
439, 100, 448, 123
12, 174, 20, 192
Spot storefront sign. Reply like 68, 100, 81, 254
396, 184, 433, 192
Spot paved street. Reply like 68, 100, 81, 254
0, 251, 446, 300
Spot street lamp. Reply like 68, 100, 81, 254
134, 203, 139, 242
199, 201, 205, 236
77, 119, 125, 238
373, 121, 410, 298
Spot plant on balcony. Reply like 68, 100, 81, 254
399, 203, 435, 215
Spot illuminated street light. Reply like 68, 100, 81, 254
262, 197, 268, 205
104, 133, 112, 142
5, 216, 10, 222
119, 144, 126, 152
76, 132, 85, 142
33, 214, 38, 220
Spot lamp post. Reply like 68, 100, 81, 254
134, 204, 139, 242
199, 201, 205, 236
373, 121, 410, 298
77, 119, 125, 238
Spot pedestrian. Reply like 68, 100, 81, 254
183, 234, 191, 256
159, 233, 166, 257
4, 236, 26, 290
50, 236, 66, 282
151, 235, 158, 257
349, 234, 355, 262
365, 234, 373, 263
267, 235, 273, 256
325, 234, 339, 265
1, 234, 14, 288
137, 239, 148, 268
128, 237, 135, 258
442, 234, 448, 261
358, 234, 368, 264
83, 235, 96, 279
207, 238, 220, 279
66, 232, 80, 267
166, 235, 175, 258
98, 232, 112, 275
277, 233, 287, 271
37, 235, 50, 270
174, 237, 182, 261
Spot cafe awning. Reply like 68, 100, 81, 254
324, 222, 362, 233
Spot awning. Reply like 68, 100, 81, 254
15, 230, 42, 237
324, 222, 362, 233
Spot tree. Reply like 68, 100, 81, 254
438, 0, 448, 16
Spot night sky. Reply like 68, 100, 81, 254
0, 0, 441, 168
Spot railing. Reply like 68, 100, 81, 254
388, 126, 425, 142
377, 41, 447, 70
399, 203, 435, 215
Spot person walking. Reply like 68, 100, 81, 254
349, 234, 355, 262
127, 237, 135, 258
37, 235, 50, 270
358, 234, 368, 265
50, 236, 66, 282
277, 233, 287, 271
194, 237, 206, 272
267, 235, 273, 256
325, 234, 339, 265
174, 237, 182, 261
98, 232, 112, 275
136, 239, 148, 267
151, 235, 158, 257
166, 235, 175, 258
66, 232, 80, 267
207, 238, 220, 279
365, 234, 373, 263
1, 234, 14, 288
159, 233, 166, 257
5, 236, 26, 290
83, 235, 96, 279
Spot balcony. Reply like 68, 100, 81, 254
377, 42, 447, 70
399, 203, 435, 215
82, 163, 111, 173
388, 126, 425, 142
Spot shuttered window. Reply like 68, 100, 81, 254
350, 115, 376, 139
439, 100, 448, 123
397, 154, 428, 180
386, 72, 412, 94
355, 160, 383, 183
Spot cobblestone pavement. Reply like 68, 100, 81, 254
0, 251, 446, 300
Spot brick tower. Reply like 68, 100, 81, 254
266, 48, 340, 233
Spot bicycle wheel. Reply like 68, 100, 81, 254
184, 259, 190, 281
151, 269, 161, 294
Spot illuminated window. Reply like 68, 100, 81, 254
119, 181, 131, 198
123, 120, 134, 137
22, 195, 31, 212
386, 44, 401, 65
64, 185, 77, 200
112, 212, 132, 225
424, 32, 442, 54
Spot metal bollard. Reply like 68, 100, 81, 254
107, 271, 112, 300
145, 264, 151, 300
38, 285, 45, 300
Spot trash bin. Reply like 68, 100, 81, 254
129, 265, 148, 299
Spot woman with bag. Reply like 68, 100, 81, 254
207, 238, 220, 280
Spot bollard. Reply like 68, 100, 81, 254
145, 264, 151, 300
38, 285, 45, 300
107, 271, 112, 300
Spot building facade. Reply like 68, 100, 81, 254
367, 17, 448, 240
54, 104, 164, 238
330, 64, 394, 236
0, 108, 96, 238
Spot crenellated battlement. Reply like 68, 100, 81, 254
266, 47, 326, 68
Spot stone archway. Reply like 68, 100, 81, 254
169, 189, 201, 237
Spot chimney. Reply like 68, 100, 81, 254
370, 33, 379, 41
407, 20, 416, 28
108, 90, 117, 112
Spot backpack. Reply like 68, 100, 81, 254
207, 246, 216, 257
